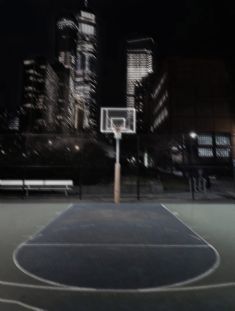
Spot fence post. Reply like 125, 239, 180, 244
189, 176, 195, 200
136, 135, 140, 200
79, 150, 82, 200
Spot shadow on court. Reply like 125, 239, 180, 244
15, 203, 218, 290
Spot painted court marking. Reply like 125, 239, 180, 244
24, 243, 210, 248
11, 203, 221, 292
0, 279, 235, 293
0, 298, 45, 311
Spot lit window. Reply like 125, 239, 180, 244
81, 11, 95, 22
215, 135, 230, 146
80, 23, 95, 35
57, 18, 77, 30
24, 60, 34, 65
198, 135, 213, 146
216, 148, 230, 158
198, 148, 213, 157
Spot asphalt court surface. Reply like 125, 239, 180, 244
15, 203, 219, 290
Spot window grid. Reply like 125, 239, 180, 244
215, 135, 230, 146
216, 148, 230, 158
198, 135, 213, 146
198, 148, 213, 158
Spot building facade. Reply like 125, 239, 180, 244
52, 63, 76, 132
56, 15, 78, 70
136, 58, 235, 175
75, 9, 97, 131
20, 5, 98, 134
20, 59, 62, 133
126, 38, 154, 108
20, 58, 48, 132
56, 9, 98, 132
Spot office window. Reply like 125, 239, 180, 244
198, 148, 213, 158
80, 23, 95, 35
216, 148, 230, 158
198, 135, 213, 146
215, 135, 230, 146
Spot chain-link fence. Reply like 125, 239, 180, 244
0, 133, 234, 200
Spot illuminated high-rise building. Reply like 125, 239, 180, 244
56, 15, 79, 132
126, 38, 154, 107
56, 15, 78, 70
75, 6, 97, 131
56, 8, 97, 132
52, 62, 76, 132
20, 58, 48, 132
20, 58, 59, 132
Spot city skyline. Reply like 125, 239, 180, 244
6, 6, 98, 134
0, 0, 235, 114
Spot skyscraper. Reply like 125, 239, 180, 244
75, 7, 97, 131
56, 15, 78, 70
56, 14, 79, 132
53, 62, 76, 132
126, 38, 154, 107
56, 6, 98, 132
20, 58, 59, 132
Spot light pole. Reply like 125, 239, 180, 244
74, 145, 82, 200
189, 131, 197, 200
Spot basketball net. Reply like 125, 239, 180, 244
113, 126, 122, 140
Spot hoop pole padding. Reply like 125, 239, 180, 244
114, 162, 121, 204
116, 137, 120, 164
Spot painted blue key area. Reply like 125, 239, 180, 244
15, 204, 219, 290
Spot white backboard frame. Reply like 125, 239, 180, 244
100, 107, 136, 134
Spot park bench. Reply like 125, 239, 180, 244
24, 180, 73, 196
0, 179, 73, 196
0, 180, 24, 190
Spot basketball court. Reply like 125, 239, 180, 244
0, 109, 234, 310
0, 201, 235, 310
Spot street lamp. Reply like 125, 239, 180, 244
189, 131, 197, 139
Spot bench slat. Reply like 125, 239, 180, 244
44, 180, 73, 186
24, 180, 44, 186
1, 180, 24, 186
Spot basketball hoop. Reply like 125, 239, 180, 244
100, 107, 136, 204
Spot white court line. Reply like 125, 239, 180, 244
160, 204, 221, 288
9, 203, 221, 293
13, 204, 76, 288
23, 243, 210, 248
0, 278, 235, 293
0, 298, 45, 311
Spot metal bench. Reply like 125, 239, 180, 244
0, 179, 73, 196
24, 180, 73, 196
0, 180, 24, 191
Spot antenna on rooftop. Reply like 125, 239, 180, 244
84, 0, 88, 8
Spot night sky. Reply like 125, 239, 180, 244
0, 0, 235, 112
